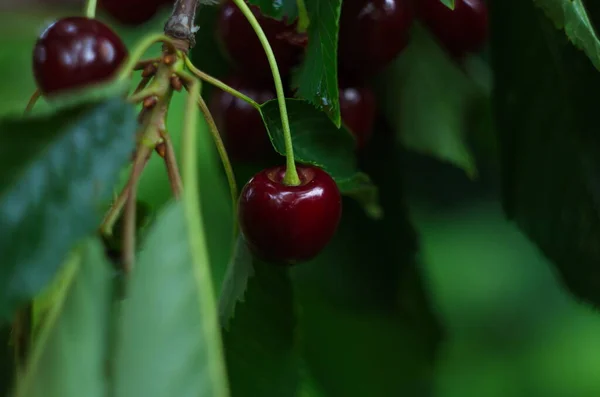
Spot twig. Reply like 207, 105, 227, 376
164, 0, 200, 51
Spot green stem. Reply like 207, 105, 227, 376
85, 0, 97, 18
116, 34, 176, 82
183, 57, 259, 109
24, 90, 41, 114
181, 76, 231, 397
231, 0, 300, 186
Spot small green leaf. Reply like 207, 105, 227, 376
533, 0, 600, 71
223, 259, 299, 397
260, 98, 381, 215
260, 98, 354, 179
440, 0, 455, 9
0, 97, 137, 321
15, 239, 113, 397
218, 235, 254, 328
112, 201, 230, 397
377, 24, 480, 178
291, 0, 342, 125
247, 0, 298, 20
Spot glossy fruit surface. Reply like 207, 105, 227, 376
238, 165, 342, 264
33, 17, 127, 95
208, 75, 276, 163
338, 0, 414, 79
99, 0, 170, 25
339, 84, 377, 149
417, 0, 488, 57
216, 0, 306, 80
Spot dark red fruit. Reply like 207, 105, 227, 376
238, 165, 342, 264
216, 0, 306, 81
209, 75, 276, 163
339, 84, 376, 149
417, 0, 488, 58
33, 17, 127, 95
100, 0, 171, 25
338, 0, 414, 79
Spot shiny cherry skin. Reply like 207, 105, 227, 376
417, 0, 488, 58
33, 17, 127, 96
99, 0, 170, 25
339, 84, 376, 149
208, 75, 277, 163
338, 0, 414, 79
238, 165, 342, 264
216, 0, 306, 81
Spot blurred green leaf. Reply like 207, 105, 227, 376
291, 0, 342, 125
0, 97, 136, 321
533, 0, 600, 71
112, 201, 230, 397
15, 239, 112, 397
247, 0, 298, 20
377, 24, 481, 178
223, 260, 299, 397
492, 0, 600, 306
336, 173, 383, 219
440, 0, 455, 9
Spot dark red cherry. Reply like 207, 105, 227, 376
417, 0, 488, 58
33, 17, 127, 95
238, 165, 342, 264
339, 84, 376, 149
208, 75, 277, 163
338, 0, 414, 79
99, 0, 171, 25
216, 0, 306, 81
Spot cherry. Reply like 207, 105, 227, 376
416, 0, 488, 58
339, 84, 376, 149
33, 17, 127, 96
238, 165, 342, 264
338, 0, 414, 79
208, 75, 277, 163
99, 0, 171, 26
216, 0, 306, 81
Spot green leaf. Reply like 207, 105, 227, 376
15, 239, 113, 397
112, 200, 230, 397
247, 0, 299, 21
223, 259, 299, 397
291, 0, 342, 126
0, 97, 137, 321
260, 98, 381, 215
377, 23, 480, 178
533, 0, 600, 71
491, 0, 600, 306
260, 98, 354, 179
218, 235, 254, 328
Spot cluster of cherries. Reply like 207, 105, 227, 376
28, 0, 487, 266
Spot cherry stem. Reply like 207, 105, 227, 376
100, 182, 131, 236
231, 0, 300, 186
121, 144, 152, 273
162, 132, 184, 199
183, 57, 259, 109
116, 34, 176, 83
24, 90, 41, 114
85, 0, 97, 18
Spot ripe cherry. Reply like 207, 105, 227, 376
208, 75, 277, 163
339, 84, 376, 149
99, 0, 170, 26
216, 0, 306, 81
238, 165, 342, 264
33, 17, 127, 96
416, 0, 488, 58
338, 0, 414, 79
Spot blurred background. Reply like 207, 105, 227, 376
3, 1, 600, 397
